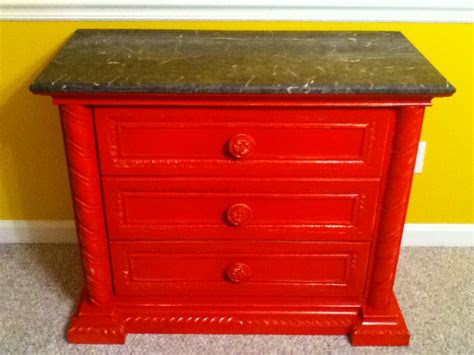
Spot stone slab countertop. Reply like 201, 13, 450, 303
30, 30, 455, 95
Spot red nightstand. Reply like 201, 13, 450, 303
30, 30, 454, 346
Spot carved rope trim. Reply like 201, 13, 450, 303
124, 315, 354, 327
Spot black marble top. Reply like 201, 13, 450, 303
30, 30, 455, 95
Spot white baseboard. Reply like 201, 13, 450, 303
401, 224, 473, 247
0, 220, 472, 246
0, 220, 77, 243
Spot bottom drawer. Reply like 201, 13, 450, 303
111, 241, 371, 298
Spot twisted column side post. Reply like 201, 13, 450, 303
60, 104, 113, 305
367, 106, 425, 307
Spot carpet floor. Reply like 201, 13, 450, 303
0, 245, 472, 354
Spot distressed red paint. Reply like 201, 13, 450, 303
44, 93, 440, 345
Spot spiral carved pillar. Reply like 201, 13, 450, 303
60, 104, 113, 305
367, 106, 425, 308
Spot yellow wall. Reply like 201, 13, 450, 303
0, 21, 473, 222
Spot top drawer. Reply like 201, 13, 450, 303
95, 107, 394, 177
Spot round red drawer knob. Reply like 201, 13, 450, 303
226, 263, 251, 283
228, 133, 256, 159
226, 203, 252, 226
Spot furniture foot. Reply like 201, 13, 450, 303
350, 293, 410, 346
67, 290, 126, 344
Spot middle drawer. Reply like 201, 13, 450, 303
103, 178, 380, 241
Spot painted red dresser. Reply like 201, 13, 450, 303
30, 30, 454, 346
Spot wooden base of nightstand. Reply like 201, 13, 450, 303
350, 293, 410, 346
67, 291, 126, 344
67, 289, 409, 346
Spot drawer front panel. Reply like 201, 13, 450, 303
111, 241, 371, 298
103, 178, 380, 241
95, 107, 394, 177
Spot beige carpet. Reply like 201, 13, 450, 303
0, 245, 472, 354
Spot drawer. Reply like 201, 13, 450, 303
103, 177, 381, 241
110, 241, 371, 298
95, 107, 394, 177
